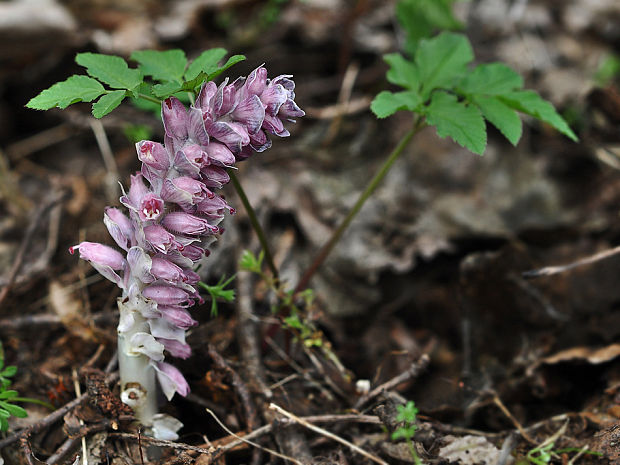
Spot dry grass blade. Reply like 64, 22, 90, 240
269, 403, 389, 465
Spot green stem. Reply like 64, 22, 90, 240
136, 93, 163, 105
294, 120, 424, 294
407, 438, 423, 465
229, 170, 279, 280
13, 397, 55, 411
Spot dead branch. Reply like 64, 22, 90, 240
354, 353, 430, 410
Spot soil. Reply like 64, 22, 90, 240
0, 0, 619, 464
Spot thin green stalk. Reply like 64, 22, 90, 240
136, 93, 163, 105
12, 397, 55, 411
229, 170, 279, 280
294, 120, 424, 294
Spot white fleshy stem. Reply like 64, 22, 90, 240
117, 296, 158, 427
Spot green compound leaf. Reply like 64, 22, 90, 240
0, 390, 18, 400
0, 401, 27, 418
92, 90, 126, 118
152, 82, 184, 98
472, 95, 522, 146
458, 63, 524, 96
371, 90, 422, 118
384, 53, 419, 90
131, 49, 187, 83
424, 91, 486, 155
1, 365, 17, 378
417, 32, 473, 100
76, 53, 142, 90
26, 75, 105, 110
184, 48, 228, 81
499, 90, 578, 141
0, 414, 8, 432
397, 0, 463, 55
207, 54, 246, 81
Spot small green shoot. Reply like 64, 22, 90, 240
198, 275, 236, 317
520, 442, 603, 465
0, 340, 54, 432
239, 249, 265, 275
392, 400, 423, 465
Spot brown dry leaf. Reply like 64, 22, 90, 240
438, 435, 512, 465
48, 280, 98, 342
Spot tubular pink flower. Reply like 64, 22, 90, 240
143, 285, 191, 306
153, 361, 190, 400
136, 141, 170, 171
162, 212, 219, 236
69, 242, 125, 270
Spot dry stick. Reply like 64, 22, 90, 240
206, 408, 305, 465
322, 61, 360, 146
269, 403, 389, 465
208, 345, 259, 432
491, 392, 536, 444
89, 119, 120, 205
0, 193, 63, 306
207, 413, 381, 455
522, 244, 620, 278
354, 354, 430, 410
109, 433, 217, 455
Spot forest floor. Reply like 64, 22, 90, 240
0, 0, 620, 464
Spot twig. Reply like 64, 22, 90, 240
322, 61, 360, 145
110, 432, 217, 455
46, 420, 118, 465
354, 354, 430, 410
0, 311, 114, 331
89, 119, 119, 204
522, 244, 620, 278
208, 345, 259, 431
235, 250, 273, 399
206, 408, 305, 465
6, 124, 75, 161
491, 392, 536, 444
19, 437, 35, 465
71, 369, 88, 465
269, 403, 388, 465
